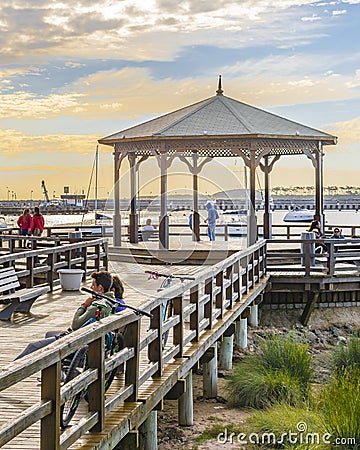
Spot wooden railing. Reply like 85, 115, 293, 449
2, 222, 360, 243
267, 238, 360, 276
0, 236, 108, 290
0, 240, 267, 449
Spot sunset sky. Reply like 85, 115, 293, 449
1, 0, 360, 200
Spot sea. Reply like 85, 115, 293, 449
2, 209, 359, 239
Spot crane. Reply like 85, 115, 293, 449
41, 180, 50, 203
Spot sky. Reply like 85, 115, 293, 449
1, 0, 360, 201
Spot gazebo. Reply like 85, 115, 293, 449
98, 76, 337, 248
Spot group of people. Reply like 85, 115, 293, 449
144, 200, 220, 242
307, 219, 345, 239
15, 270, 126, 360
17, 206, 45, 238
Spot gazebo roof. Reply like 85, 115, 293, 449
99, 91, 336, 144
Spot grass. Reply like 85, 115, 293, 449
247, 403, 326, 449
332, 334, 360, 375
320, 366, 360, 449
227, 333, 313, 408
193, 422, 244, 445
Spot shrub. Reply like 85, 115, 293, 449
332, 334, 360, 375
227, 333, 313, 409
320, 366, 360, 449
227, 357, 303, 409
260, 333, 313, 390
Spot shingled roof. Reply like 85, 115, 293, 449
99, 90, 335, 144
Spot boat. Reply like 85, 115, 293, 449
0, 216, 8, 233
222, 209, 247, 215
95, 212, 112, 221
283, 206, 314, 222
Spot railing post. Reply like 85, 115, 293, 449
26, 255, 34, 288
125, 318, 140, 401
40, 361, 61, 450
148, 304, 163, 377
204, 277, 213, 329
87, 335, 105, 432
47, 252, 54, 291
173, 295, 184, 357
225, 265, 233, 308
215, 271, 224, 318
189, 286, 200, 341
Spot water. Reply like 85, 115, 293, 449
3, 209, 359, 233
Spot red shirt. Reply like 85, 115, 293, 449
17, 214, 32, 230
30, 214, 45, 233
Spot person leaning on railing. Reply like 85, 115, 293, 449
71, 270, 115, 330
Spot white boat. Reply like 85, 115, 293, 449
0, 216, 9, 233
283, 206, 314, 222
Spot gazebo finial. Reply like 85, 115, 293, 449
216, 75, 223, 95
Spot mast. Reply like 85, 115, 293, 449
95, 145, 99, 212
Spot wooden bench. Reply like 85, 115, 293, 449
139, 229, 159, 242
0, 267, 49, 320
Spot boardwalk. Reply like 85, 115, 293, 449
0, 260, 201, 369
1, 241, 269, 449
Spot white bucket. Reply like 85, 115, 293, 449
58, 269, 85, 291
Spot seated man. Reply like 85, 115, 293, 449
330, 227, 345, 239
141, 218, 156, 241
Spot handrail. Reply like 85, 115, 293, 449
0, 237, 108, 290
267, 238, 360, 276
0, 240, 268, 448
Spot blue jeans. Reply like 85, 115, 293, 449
208, 225, 216, 241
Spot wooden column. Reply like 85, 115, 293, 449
202, 346, 218, 398
261, 155, 280, 239
178, 371, 193, 426
219, 334, 234, 370
192, 153, 200, 241
247, 147, 257, 246
263, 155, 271, 239
128, 153, 138, 243
315, 141, 325, 227
159, 152, 169, 249
113, 144, 127, 247
235, 318, 248, 349
248, 303, 259, 327
139, 411, 158, 450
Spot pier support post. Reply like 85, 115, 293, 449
219, 334, 234, 370
202, 346, 218, 398
248, 304, 258, 327
139, 411, 158, 450
235, 318, 248, 349
179, 371, 193, 426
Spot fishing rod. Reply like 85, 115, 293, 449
81, 287, 153, 318
145, 270, 195, 282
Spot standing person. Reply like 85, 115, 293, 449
17, 208, 31, 247
205, 201, 219, 242
30, 206, 45, 237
